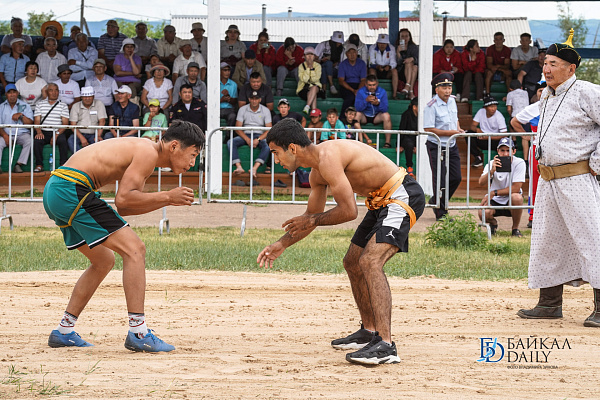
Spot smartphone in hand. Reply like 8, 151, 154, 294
497, 156, 512, 172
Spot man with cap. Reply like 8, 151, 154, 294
132, 22, 158, 66
173, 62, 207, 104
169, 83, 207, 133
68, 33, 98, 87
220, 62, 238, 127
53, 64, 81, 110
157, 25, 183, 71
232, 49, 267, 89
337, 44, 367, 115
315, 31, 345, 95
37, 37, 68, 84
0, 18, 32, 56
423, 72, 464, 220
85, 58, 118, 111
106, 86, 140, 139
368, 34, 399, 99
32, 21, 63, 56
468, 95, 507, 167
272, 98, 306, 127
0, 38, 30, 89
221, 24, 246, 68
238, 71, 273, 111
69, 86, 107, 152
518, 30, 600, 328
190, 22, 208, 61
172, 40, 206, 83
517, 48, 547, 99
0, 84, 34, 173
97, 20, 127, 72
477, 137, 525, 237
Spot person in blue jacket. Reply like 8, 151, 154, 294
354, 75, 392, 147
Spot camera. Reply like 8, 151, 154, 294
497, 156, 512, 172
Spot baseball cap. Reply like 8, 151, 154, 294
345, 44, 358, 53
115, 86, 132, 95
309, 109, 322, 117
249, 91, 261, 98
304, 46, 316, 56
187, 62, 200, 70
220, 62, 231, 69
4, 83, 17, 92
135, 21, 147, 28
497, 137, 515, 149
148, 99, 160, 107
80, 86, 95, 97
93, 58, 106, 66
278, 98, 290, 106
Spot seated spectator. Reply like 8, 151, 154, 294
220, 62, 238, 127
340, 106, 365, 142
62, 25, 96, 58
133, 22, 158, 66
477, 137, 525, 237
321, 107, 346, 142
37, 37, 67, 84
433, 39, 463, 101
461, 39, 485, 102
485, 32, 512, 94
173, 62, 207, 104
297, 46, 326, 115
354, 74, 392, 147
85, 59, 118, 111
190, 23, 207, 61
398, 97, 419, 176
113, 38, 143, 98
338, 44, 367, 115
315, 31, 345, 95
341, 34, 368, 62
0, 18, 32, 55
230, 90, 272, 179
249, 29, 276, 86
33, 82, 71, 170
0, 84, 33, 173
232, 49, 266, 89
145, 54, 161, 80
141, 64, 173, 113
468, 95, 507, 167
506, 80, 529, 119
68, 86, 106, 152
53, 64, 81, 110
306, 108, 323, 142
510, 33, 538, 77
0, 38, 30, 87
97, 20, 127, 73
156, 25, 182, 71
272, 98, 306, 127
395, 28, 419, 100
32, 21, 63, 56
172, 40, 206, 83
16, 61, 47, 113
169, 84, 207, 133
368, 34, 398, 99
141, 99, 168, 141
517, 48, 546, 99
275, 37, 303, 96
68, 33, 98, 86
238, 71, 273, 111
106, 86, 140, 139
220, 25, 246, 68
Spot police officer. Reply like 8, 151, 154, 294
423, 73, 464, 220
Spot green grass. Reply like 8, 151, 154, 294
0, 227, 530, 281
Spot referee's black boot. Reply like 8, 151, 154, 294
583, 288, 600, 327
517, 285, 563, 319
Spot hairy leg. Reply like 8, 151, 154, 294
343, 243, 374, 330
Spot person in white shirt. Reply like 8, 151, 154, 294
16, 61, 47, 113
85, 58, 118, 110
37, 37, 67, 83
368, 34, 398, 99
67, 33, 98, 85
53, 64, 81, 109
172, 40, 206, 83
510, 33, 538, 77
468, 95, 507, 167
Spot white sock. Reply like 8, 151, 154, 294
57, 311, 77, 334
128, 313, 148, 338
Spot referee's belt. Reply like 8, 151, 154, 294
537, 160, 590, 181
365, 168, 416, 229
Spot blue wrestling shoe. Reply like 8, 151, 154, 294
48, 330, 94, 348
124, 330, 175, 352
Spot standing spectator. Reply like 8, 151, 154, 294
172, 40, 207, 83
517, 49, 546, 99
106, 86, 140, 139
461, 39, 485, 102
0, 84, 33, 173
16, 61, 47, 113
0, 18, 32, 55
341, 33, 368, 63
173, 62, 207, 104
97, 20, 127, 73
220, 25, 246, 68
354, 75, 392, 146
238, 72, 273, 111
53, 64, 80, 110
141, 99, 168, 141
468, 95, 507, 167
337, 44, 367, 115
433, 39, 463, 101
320, 107, 346, 142
37, 37, 67, 84
219, 62, 238, 127
232, 49, 266, 89
272, 98, 306, 127
0, 38, 30, 88
32, 21, 63, 57
395, 28, 419, 99
506, 80, 529, 119
140, 64, 173, 113
249, 29, 276, 86
85, 59, 118, 111
113, 39, 143, 98
297, 46, 325, 115
275, 37, 303, 96
315, 31, 345, 95
190, 23, 208, 61
398, 97, 419, 176
510, 33, 538, 77
62, 26, 96, 58
33, 82, 71, 170
132, 22, 158, 67
68, 33, 98, 87
68, 86, 106, 152
169, 84, 207, 133
156, 25, 182, 71
485, 32, 512, 94
368, 34, 398, 99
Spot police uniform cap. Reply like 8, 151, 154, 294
431, 73, 454, 87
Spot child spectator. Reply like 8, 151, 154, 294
142, 99, 168, 141
340, 106, 368, 143
307, 108, 323, 142
145, 54, 161, 80
506, 80, 529, 118
320, 108, 346, 142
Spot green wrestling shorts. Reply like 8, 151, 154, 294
43, 166, 128, 250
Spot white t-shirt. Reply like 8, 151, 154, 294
16, 77, 47, 112
510, 46, 538, 62
506, 89, 529, 117
52, 79, 80, 106
482, 156, 526, 205
143, 78, 173, 108
473, 108, 507, 133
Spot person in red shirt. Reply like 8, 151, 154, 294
249, 29, 276, 87
275, 37, 304, 96
433, 39, 463, 100
461, 39, 486, 101
485, 32, 512, 94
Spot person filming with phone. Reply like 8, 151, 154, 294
478, 137, 526, 237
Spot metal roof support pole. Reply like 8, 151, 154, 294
389, 0, 400, 50
207, 0, 223, 195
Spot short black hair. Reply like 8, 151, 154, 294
249, 71, 262, 80
179, 83, 193, 93
266, 118, 311, 149
443, 39, 454, 47
520, 32, 532, 39
410, 97, 418, 107
494, 32, 504, 38
162, 120, 205, 150
25, 61, 39, 71
327, 108, 338, 116
366, 74, 378, 83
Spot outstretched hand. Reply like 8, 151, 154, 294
283, 214, 314, 238
257, 241, 285, 268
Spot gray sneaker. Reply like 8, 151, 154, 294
13, 164, 23, 173
345, 333, 401, 365
331, 324, 375, 350
330, 85, 338, 95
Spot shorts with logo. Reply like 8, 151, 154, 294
43, 166, 128, 250
351, 175, 425, 252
